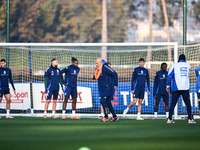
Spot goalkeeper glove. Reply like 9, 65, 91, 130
45, 89, 49, 94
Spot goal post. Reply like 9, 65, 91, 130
1, 42, 198, 120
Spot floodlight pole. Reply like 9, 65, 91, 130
6, 0, 10, 67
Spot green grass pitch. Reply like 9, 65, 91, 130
0, 117, 200, 150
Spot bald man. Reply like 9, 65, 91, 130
91, 58, 118, 122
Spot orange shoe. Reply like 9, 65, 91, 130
111, 116, 119, 122
44, 115, 47, 118
71, 116, 80, 119
152, 117, 157, 120
101, 117, 109, 122
62, 115, 66, 119
52, 115, 57, 119
6, 116, 14, 119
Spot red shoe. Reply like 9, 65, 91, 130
101, 117, 109, 122
71, 116, 80, 119
44, 115, 47, 118
52, 115, 57, 119
62, 115, 66, 119
152, 117, 157, 120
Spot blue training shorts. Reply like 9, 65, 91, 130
155, 94, 169, 102
47, 89, 59, 100
0, 87, 10, 98
65, 86, 77, 98
133, 89, 145, 99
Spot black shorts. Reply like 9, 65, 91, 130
0, 87, 10, 98
155, 94, 169, 102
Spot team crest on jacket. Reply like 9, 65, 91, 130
4, 71, 6, 74
74, 70, 76, 74
163, 74, 165, 78
141, 70, 143, 74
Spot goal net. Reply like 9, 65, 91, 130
0, 42, 199, 119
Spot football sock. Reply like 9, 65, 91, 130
137, 112, 141, 118
62, 110, 65, 115
166, 112, 169, 118
154, 112, 157, 118
125, 107, 129, 111
72, 110, 76, 116
6, 110, 10, 116
52, 111, 55, 115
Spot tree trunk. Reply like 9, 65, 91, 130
101, 0, 108, 61
161, 0, 172, 61
146, 0, 153, 65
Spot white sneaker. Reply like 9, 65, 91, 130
188, 119, 196, 124
123, 109, 128, 117
137, 117, 144, 120
6, 116, 14, 119
98, 115, 103, 119
167, 119, 175, 123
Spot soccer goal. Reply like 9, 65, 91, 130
0, 42, 199, 119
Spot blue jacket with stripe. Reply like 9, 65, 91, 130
44, 66, 62, 91
61, 65, 80, 88
104, 62, 118, 96
153, 70, 168, 96
195, 67, 200, 93
97, 64, 118, 97
131, 67, 150, 91
0, 67, 15, 90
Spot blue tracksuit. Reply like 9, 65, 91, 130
167, 60, 192, 120
61, 65, 80, 98
131, 67, 150, 99
153, 70, 169, 101
0, 67, 15, 98
104, 63, 118, 99
97, 65, 118, 97
195, 67, 200, 99
97, 64, 118, 118
44, 66, 62, 100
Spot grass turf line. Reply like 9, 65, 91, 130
0, 117, 199, 150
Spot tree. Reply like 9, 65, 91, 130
0, 0, 7, 42
101, 0, 108, 60
161, 0, 171, 61
146, 0, 153, 62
